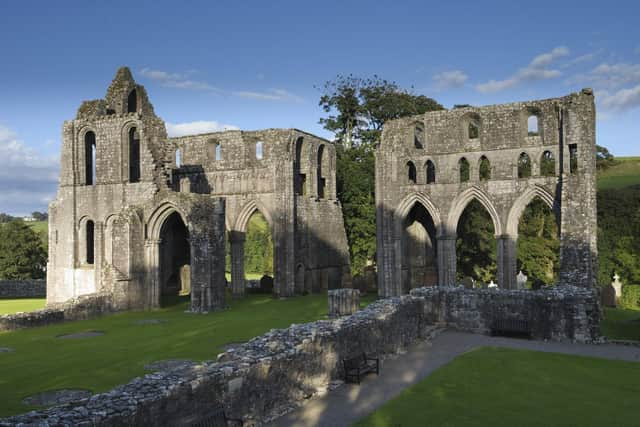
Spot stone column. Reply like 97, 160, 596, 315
496, 235, 517, 289
144, 239, 161, 309
437, 235, 457, 286
229, 231, 246, 298
328, 289, 360, 317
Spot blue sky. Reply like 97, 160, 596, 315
1, 0, 639, 215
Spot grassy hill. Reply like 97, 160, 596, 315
597, 157, 640, 190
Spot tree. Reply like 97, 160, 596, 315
0, 220, 47, 279
31, 211, 48, 221
517, 198, 559, 286
456, 200, 497, 283
596, 144, 617, 170
318, 75, 444, 275
0, 213, 16, 223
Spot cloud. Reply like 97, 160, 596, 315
476, 46, 569, 93
561, 49, 603, 68
635, 47, 640, 55
0, 125, 59, 215
139, 68, 220, 92
569, 62, 640, 90
597, 85, 640, 112
233, 88, 304, 102
432, 70, 468, 90
165, 121, 239, 137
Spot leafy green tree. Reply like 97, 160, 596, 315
0, 220, 47, 279
318, 75, 443, 274
517, 198, 559, 286
596, 145, 617, 170
456, 200, 496, 283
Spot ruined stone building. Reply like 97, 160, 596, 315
376, 90, 597, 297
47, 67, 350, 312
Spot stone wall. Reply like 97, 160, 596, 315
0, 293, 114, 332
0, 280, 46, 298
411, 285, 601, 342
0, 287, 600, 426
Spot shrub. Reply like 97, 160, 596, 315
619, 285, 640, 310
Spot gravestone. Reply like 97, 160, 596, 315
601, 283, 616, 307
328, 289, 360, 317
612, 273, 623, 302
488, 280, 498, 289
179, 265, 191, 296
516, 271, 528, 289
462, 277, 475, 289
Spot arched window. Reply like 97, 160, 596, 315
84, 131, 96, 185
407, 161, 417, 184
127, 89, 137, 113
479, 156, 491, 181
86, 220, 95, 265
414, 123, 425, 149
207, 139, 219, 161
426, 160, 436, 184
129, 127, 140, 183
518, 152, 532, 178
528, 115, 539, 136
540, 150, 555, 176
459, 157, 470, 183
175, 148, 182, 167
256, 141, 263, 160
317, 145, 326, 198
468, 122, 479, 139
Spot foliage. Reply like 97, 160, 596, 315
456, 200, 496, 283
459, 158, 470, 182
0, 213, 16, 223
0, 221, 47, 280
619, 285, 640, 311
354, 346, 640, 427
225, 213, 273, 277
517, 153, 531, 178
31, 211, 48, 221
318, 75, 443, 274
597, 157, 640, 190
596, 144, 618, 170
517, 198, 559, 286
597, 185, 640, 286
479, 157, 490, 180
540, 151, 555, 176
0, 293, 375, 417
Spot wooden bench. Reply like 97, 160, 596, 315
190, 404, 244, 427
343, 352, 380, 384
490, 318, 531, 339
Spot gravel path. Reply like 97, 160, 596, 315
268, 331, 640, 427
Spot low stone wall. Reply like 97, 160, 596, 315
0, 280, 46, 298
0, 293, 114, 332
0, 286, 601, 426
411, 285, 601, 342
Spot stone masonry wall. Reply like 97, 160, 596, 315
0, 280, 46, 298
0, 287, 600, 426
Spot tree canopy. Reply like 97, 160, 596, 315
0, 220, 47, 279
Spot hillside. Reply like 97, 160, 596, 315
597, 157, 640, 190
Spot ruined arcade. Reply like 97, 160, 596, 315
46, 67, 350, 312
376, 89, 598, 296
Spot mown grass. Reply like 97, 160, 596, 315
597, 157, 640, 190
0, 292, 376, 417
0, 298, 46, 315
354, 346, 640, 427
601, 307, 640, 342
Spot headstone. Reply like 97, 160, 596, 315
488, 280, 498, 289
516, 271, 528, 289
179, 264, 191, 296
612, 273, 623, 303
462, 276, 475, 289
259, 275, 274, 293
328, 288, 360, 317
601, 283, 616, 307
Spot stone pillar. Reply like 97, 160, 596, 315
229, 232, 246, 298
328, 288, 360, 317
144, 239, 161, 309
437, 236, 457, 286
496, 235, 517, 289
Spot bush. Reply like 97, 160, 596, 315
619, 285, 640, 310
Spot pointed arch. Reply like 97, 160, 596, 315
146, 201, 189, 241
506, 185, 557, 236
234, 199, 274, 233
425, 160, 436, 184
406, 161, 417, 184
394, 192, 442, 237
446, 186, 502, 236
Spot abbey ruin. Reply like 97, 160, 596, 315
46, 67, 350, 312
376, 89, 597, 296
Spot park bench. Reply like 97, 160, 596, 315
190, 404, 244, 427
490, 318, 531, 339
343, 352, 380, 384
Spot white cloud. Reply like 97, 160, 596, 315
476, 46, 569, 93
233, 88, 304, 102
139, 68, 220, 92
432, 70, 468, 90
575, 62, 640, 90
0, 125, 59, 215
166, 121, 239, 137
561, 49, 603, 68
598, 85, 640, 112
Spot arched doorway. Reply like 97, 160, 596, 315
456, 199, 497, 286
401, 203, 438, 292
159, 212, 191, 303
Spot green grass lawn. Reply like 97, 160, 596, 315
601, 307, 640, 341
0, 292, 376, 417
0, 298, 46, 315
597, 157, 640, 190
354, 346, 640, 427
